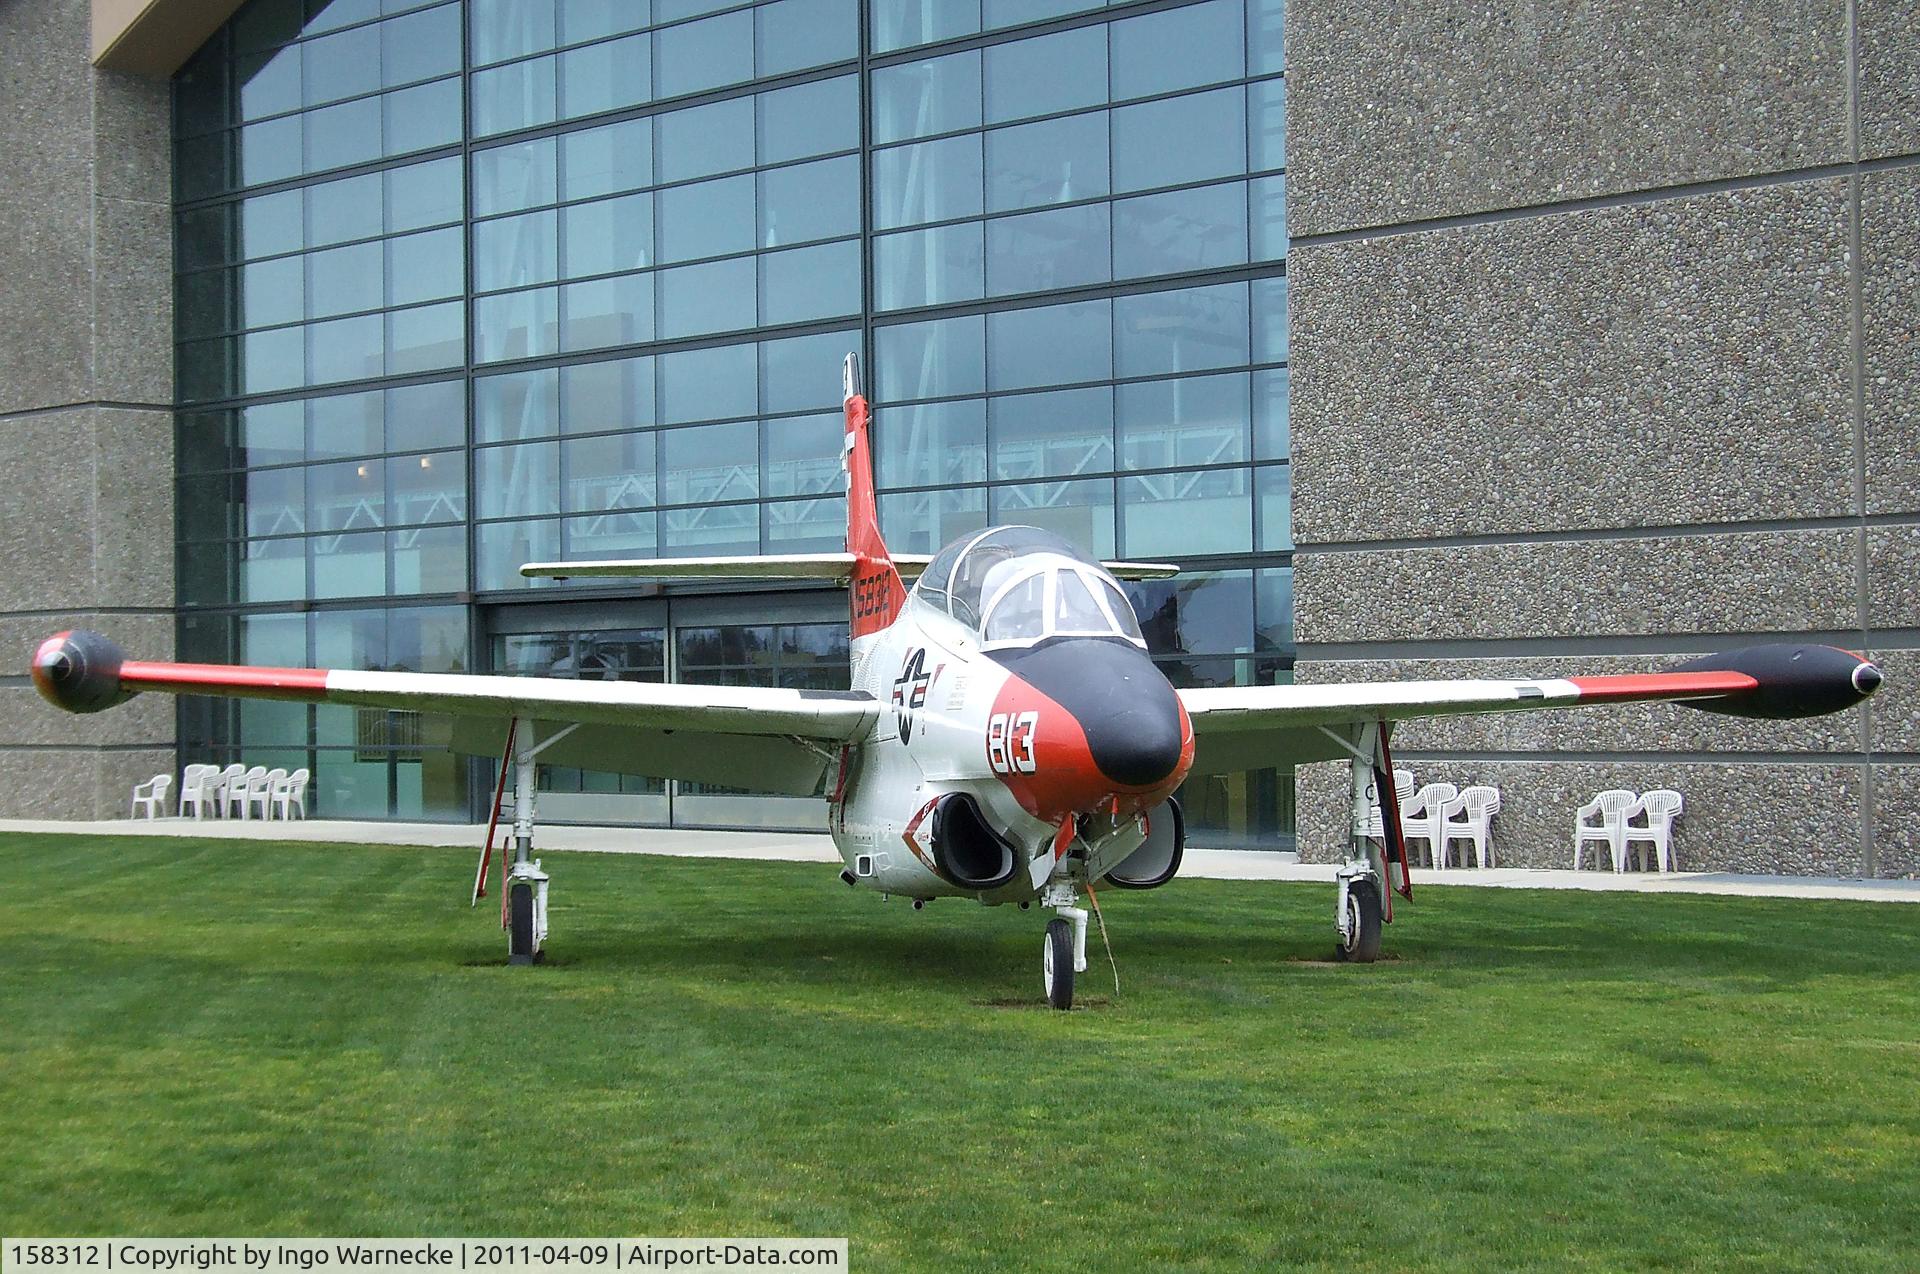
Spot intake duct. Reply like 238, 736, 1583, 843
1103, 797, 1184, 890
930, 793, 1018, 891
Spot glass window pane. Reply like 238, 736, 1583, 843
478, 441, 560, 518
758, 75, 859, 164
1115, 282, 1250, 378
386, 300, 464, 374
238, 255, 304, 329
1114, 180, 1249, 280
1249, 0, 1286, 76
389, 450, 467, 525
174, 130, 229, 202
1119, 372, 1249, 470
1250, 77, 1286, 171
238, 46, 302, 119
661, 421, 759, 504
765, 412, 843, 497
879, 485, 987, 554
389, 378, 466, 453
986, 112, 1108, 213
308, 240, 383, 318
876, 399, 985, 489
760, 328, 857, 413
240, 538, 306, 604
559, 31, 651, 121
872, 0, 979, 53
562, 117, 651, 201
982, 0, 1099, 29
564, 355, 655, 433
658, 174, 755, 264
304, 95, 382, 173
387, 156, 465, 232
657, 256, 756, 338
563, 193, 653, 278
876, 313, 985, 401
303, 23, 380, 108
472, 0, 556, 65
388, 226, 464, 306
989, 479, 1115, 559
655, 9, 753, 99
305, 172, 382, 249
474, 139, 559, 217
1123, 469, 1252, 556
761, 240, 861, 326
759, 155, 859, 247
1251, 366, 1282, 460
1257, 464, 1292, 549
1112, 87, 1247, 194
982, 25, 1105, 125
383, 5, 461, 87
179, 204, 235, 270
1251, 174, 1287, 261
654, 343, 752, 425
765, 495, 845, 552
308, 312, 386, 384
391, 524, 467, 595
1255, 565, 1293, 652
562, 0, 653, 44
564, 433, 657, 511
1253, 275, 1289, 362
876, 223, 984, 311
240, 400, 304, 466
471, 57, 557, 137
241, 115, 302, 186
874, 134, 983, 231
1112, 0, 1244, 100
477, 517, 560, 590
312, 530, 388, 598
986, 203, 1111, 297
238, 190, 301, 262
988, 298, 1110, 390
990, 386, 1113, 480
477, 367, 560, 442
872, 49, 979, 144
242, 467, 305, 537
241, 326, 304, 394
564, 509, 658, 560
560, 273, 655, 352
383, 78, 462, 157
307, 387, 382, 459
757, 0, 858, 77
655, 96, 754, 183
475, 209, 559, 291
662, 499, 758, 555
308, 458, 385, 532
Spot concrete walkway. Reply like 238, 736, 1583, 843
4, 817, 1916, 904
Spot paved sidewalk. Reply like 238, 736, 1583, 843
4, 817, 1915, 903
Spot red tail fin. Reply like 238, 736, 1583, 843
844, 354, 906, 640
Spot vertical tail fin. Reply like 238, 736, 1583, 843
844, 353, 906, 641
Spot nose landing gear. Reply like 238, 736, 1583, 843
1040, 882, 1088, 1009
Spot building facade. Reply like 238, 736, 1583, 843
0, 0, 1913, 875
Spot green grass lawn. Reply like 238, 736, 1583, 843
2, 833, 1916, 1271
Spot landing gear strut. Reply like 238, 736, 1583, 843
1040, 882, 1087, 1009
499, 720, 577, 965
1322, 718, 1410, 964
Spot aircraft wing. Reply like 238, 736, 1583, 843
31, 629, 879, 795
1179, 644, 1882, 773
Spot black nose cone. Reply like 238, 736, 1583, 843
989, 638, 1184, 788
1854, 661, 1883, 696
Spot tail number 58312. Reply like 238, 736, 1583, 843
987, 710, 1039, 775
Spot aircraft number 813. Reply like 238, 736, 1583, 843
987, 710, 1039, 774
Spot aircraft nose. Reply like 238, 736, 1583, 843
989, 638, 1188, 790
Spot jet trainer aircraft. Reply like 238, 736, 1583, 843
32, 357, 1884, 1007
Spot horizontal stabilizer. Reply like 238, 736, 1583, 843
521, 553, 1180, 581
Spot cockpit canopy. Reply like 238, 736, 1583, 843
911, 526, 1146, 649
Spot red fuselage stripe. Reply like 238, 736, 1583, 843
119, 661, 333, 700
1566, 671, 1759, 701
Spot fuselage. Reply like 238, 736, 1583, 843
830, 577, 1193, 903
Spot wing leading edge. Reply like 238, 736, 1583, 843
1180, 644, 1883, 773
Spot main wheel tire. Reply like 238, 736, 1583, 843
509, 881, 535, 965
1043, 916, 1075, 1010
1336, 878, 1383, 963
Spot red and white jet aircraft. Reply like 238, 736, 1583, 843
32, 356, 1884, 1007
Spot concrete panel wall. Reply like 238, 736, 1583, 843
0, 0, 174, 819
1286, 0, 1916, 878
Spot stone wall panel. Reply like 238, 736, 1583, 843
1862, 169, 1920, 516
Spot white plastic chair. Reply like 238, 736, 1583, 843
130, 774, 171, 819
226, 765, 266, 819
1363, 768, 1416, 840
209, 763, 246, 817
1623, 789, 1684, 872
246, 768, 282, 820
1574, 789, 1639, 870
275, 768, 310, 820
1400, 783, 1458, 869
178, 764, 213, 819
1439, 785, 1503, 868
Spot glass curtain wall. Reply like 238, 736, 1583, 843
172, 0, 1290, 841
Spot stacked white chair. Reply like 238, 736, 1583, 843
1573, 789, 1640, 870
1439, 785, 1503, 868
244, 768, 280, 820
1363, 768, 1416, 840
1400, 782, 1458, 869
226, 765, 265, 819
178, 764, 216, 818
129, 774, 172, 819
209, 763, 246, 817
1622, 789, 1685, 872
274, 768, 311, 820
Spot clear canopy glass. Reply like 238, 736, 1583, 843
912, 525, 1144, 647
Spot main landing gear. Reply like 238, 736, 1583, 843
1326, 718, 1409, 964
479, 719, 578, 966
1040, 882, 1088, 1009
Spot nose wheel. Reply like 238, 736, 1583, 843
1039, 883, 1089, 1009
